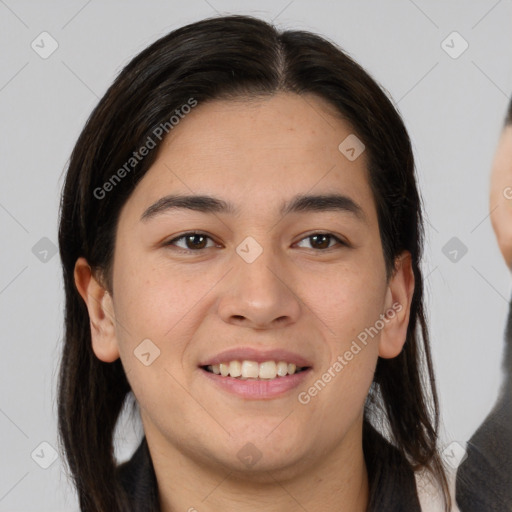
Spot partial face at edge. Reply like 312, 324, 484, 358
490, 124, 512, 270
75, 92, 414, 478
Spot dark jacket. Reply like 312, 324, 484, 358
455, 295, 512, 511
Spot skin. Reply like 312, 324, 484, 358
74, 92, 414, 512
490, 124, 512, 270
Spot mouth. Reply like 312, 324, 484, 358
199, 350, 313, 400
198, 348, 313, 399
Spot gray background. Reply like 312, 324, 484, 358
1, 0, 511, 510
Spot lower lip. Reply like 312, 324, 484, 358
199, 368, 312, 400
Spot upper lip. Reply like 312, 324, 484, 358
199, 347, 313, 368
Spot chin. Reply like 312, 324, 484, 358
226, 450, 311, 483
194, 430, 312, 480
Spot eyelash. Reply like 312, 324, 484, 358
164, 231, 348, 254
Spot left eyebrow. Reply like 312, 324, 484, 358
140, 193, 366, 223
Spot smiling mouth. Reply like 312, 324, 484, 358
201, 360, 310, 380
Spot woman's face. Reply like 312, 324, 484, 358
77, 92, 413, 478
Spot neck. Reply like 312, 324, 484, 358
144, 417, 369, 512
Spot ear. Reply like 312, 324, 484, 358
74, 257, 120, 362
378, 251, 415, 359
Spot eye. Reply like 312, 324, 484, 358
295, 232, 347, 250
164, 232, 218, 252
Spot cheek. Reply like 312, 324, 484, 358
296, 321, 378, 443
110, 266, 196, 417
112, 252, 203, 341
303, 262, 387, 341
111, 256, 224, 383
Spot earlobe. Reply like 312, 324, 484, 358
74, 257, 120, 363
378, 251, 415, 359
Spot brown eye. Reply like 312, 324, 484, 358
296, 233, 345, 250
166, 232, 216, 251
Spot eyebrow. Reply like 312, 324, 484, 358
140, 193, 366, 223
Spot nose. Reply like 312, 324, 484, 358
217, 241, 302, 330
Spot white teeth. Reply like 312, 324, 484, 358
206, 360, 304, 379
241, 360, 259, 378
276, 361, 288, 377
228, 360, 242, 377
259, 361, 277, 379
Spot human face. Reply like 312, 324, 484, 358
85, 92, 411, 478
490, 124, 512, 270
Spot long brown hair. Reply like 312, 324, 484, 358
58, 14, 449, 511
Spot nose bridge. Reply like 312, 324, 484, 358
234, 233, 286, 300
217, 233, 301, 327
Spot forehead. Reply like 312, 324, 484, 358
120, 92, 376, 223
158, 92, 355, 164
